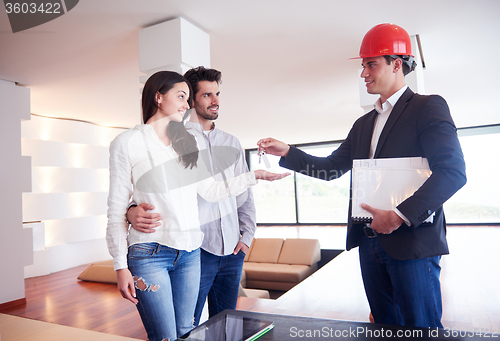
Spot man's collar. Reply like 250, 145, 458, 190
185, 120, 216, 134
386, 85, 408, 107
374, 85, 408, 114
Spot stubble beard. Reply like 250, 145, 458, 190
196, 105, 219, 121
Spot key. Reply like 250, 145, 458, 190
258, 150, 271, 169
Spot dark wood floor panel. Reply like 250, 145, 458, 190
0, 265, 147, 340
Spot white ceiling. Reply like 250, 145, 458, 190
1, 0, 499, 148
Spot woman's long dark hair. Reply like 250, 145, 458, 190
142, 71, 198, 169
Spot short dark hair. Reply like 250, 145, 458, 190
183, 66, 222, 98
383, 55, 415, 76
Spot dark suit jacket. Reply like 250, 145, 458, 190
280, 88, 467, 260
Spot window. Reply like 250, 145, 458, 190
295, 144, 350, 223
444, 128, 500, 223
247, 141, 350, 224
247, 151, 296, 223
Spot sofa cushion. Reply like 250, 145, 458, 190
243, 262, 315, 283
247, 238, 284, 264
77, 260, 116, 284
244, 280, 297, 292
244, 238, 256, 262
240, 269, 247, 287
243, 288, 270, 299
277, 238, 321, 266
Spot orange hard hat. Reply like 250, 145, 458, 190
353, 23, 414, 59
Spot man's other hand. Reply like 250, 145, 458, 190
361, 203, 403, 234
127, 203, 162, 233
233, 241, 249, 255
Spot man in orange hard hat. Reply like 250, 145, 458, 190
258, 23, 466, 328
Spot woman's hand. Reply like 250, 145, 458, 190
254, 170, 291, 181
116, 268, 138, 304
257, 138, 290, 157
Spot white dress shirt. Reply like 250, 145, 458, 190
370, 85, 408, 158
370, 86, 412, 224
186, 121, 256, 256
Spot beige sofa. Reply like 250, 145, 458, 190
78, 259, 271, 299
239, 272, 270, 299
78, 238, 320, 295
242, 238, 321, 291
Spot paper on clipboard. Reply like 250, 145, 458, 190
351, 157, 432, 223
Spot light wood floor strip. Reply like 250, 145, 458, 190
0, 313, 141, 341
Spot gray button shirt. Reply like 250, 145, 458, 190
186, 121, 256, 256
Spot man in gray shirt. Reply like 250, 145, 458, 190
127, 66, 256, 326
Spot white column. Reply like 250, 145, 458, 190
139, 17, 211, 83
0, 79, 33, 305
406, 35, 426, 95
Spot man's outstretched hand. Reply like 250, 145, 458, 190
257, 138, 290, 157
254, 169, 290, 181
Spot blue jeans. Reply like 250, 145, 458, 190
193, 248, 246, 326
359, 235, 443, 328
127, 243, 200, 341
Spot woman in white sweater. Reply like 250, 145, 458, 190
106, 71, 287, 341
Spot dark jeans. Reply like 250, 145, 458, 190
193, 248, 246, 326
359, 235, 443, 328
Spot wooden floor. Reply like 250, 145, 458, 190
1, 226, 499, 339
0, 264, 147, 340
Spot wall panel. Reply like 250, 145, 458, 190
22, 115, 125, 277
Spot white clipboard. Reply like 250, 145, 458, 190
351, 157, 432, 223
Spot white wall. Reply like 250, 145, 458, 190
22, 115, 125, 277
0, 79, 33, 305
